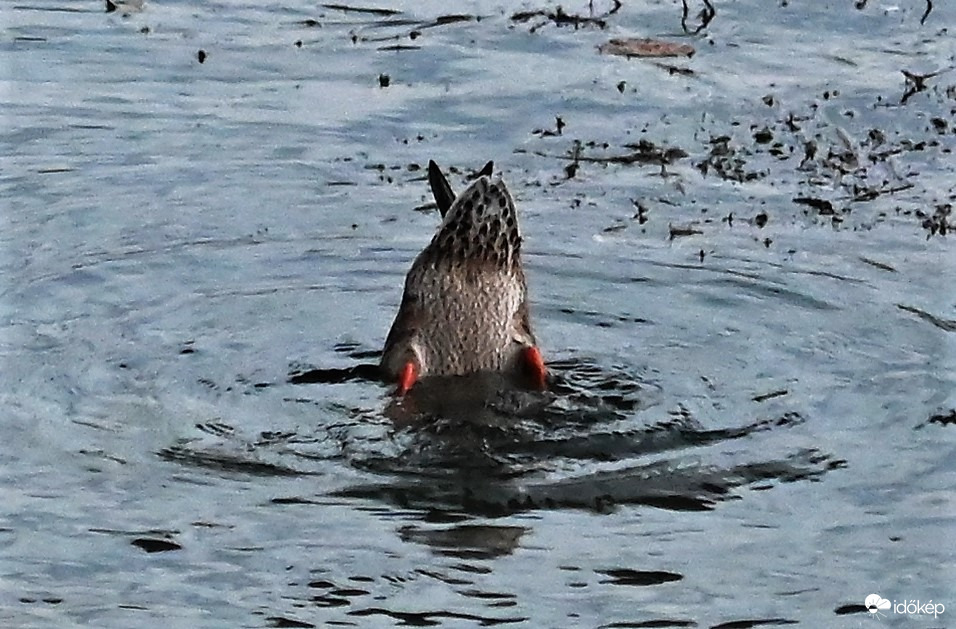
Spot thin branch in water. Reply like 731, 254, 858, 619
681, 0, 715, 35
900, 69, 939, 104
920, 0, 933, 25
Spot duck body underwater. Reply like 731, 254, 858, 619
381, 161, 547, 394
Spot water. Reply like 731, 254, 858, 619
2, 0, 955, 627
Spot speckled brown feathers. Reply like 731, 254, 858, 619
424, 176, 523, 271
381, 166, 539, 384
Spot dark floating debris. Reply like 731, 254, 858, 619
752, 389, 788, 403
511, 0, 621, 32
599, 37, 695, 58
753, 127, 773, 144
105, 0, 144, 15
523, 138, 687, 181
654, 62, 696, 76
669, 224, 703, 240
532, 115, 566, 138
858, 257, 897, 272
522, 62, 947, 238
347, 13, 477, 46
793, 196, 836, 216
697, 135, 764, 182
927, 409, 956, 427
602, 222, 627, 234
681, 0, 716, 34
377, 44, 420, 52
377, 73, 390, 87
197, 49, 207, 63
900, 69, 940, 105
917, 202, 950, 237
431, 14, 474, 26
321, 3, 400, 16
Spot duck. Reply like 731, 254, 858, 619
380, 160, 547, 395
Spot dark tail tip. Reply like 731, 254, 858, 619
428, 160, 456, 218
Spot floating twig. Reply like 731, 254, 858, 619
681, 0, 715, 34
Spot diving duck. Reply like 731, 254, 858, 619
380, 161, 547, 395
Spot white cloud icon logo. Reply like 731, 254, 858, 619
866, 594, 891, 613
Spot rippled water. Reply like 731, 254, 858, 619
2, 0, 955, 627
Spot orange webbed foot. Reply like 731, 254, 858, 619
522, 346, 547, 390
396, 361, 418, 395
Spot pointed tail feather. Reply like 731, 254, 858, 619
428, 160, 456, 218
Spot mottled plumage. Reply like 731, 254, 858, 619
381, 162, 544, 392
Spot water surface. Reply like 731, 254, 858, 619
2, 0, 955, 627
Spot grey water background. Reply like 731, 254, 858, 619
2, 0, 955, 627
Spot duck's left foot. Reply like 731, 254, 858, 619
396, 361, 418, 395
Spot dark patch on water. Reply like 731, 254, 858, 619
833, 603, 868, 615
595, 621, 696, 628
897, 303, 956, 331
158, 442, 306, 477
131, 537, 182, 553
266, 617, 315, 628
288, 363, 382, 385
399, 524, 527, 559
710, 620, 797, 628
596, 568, 683, 586
597, 621, 697, 628
347, 607, 528, 625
